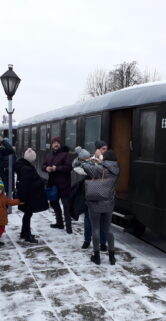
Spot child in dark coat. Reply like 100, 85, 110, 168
0, 180, 21, 246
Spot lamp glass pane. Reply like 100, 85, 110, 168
1, 78, 8, 93
9, 78, 17, 95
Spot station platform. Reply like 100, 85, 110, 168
0, 209, 166, 321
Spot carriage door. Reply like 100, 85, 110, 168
130, 108, 157, 226
111, 109, 132, 199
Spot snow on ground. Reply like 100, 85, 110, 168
0, 208, 166, 321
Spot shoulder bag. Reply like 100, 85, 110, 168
45, 186, 58, 201
85, 171, 111, 201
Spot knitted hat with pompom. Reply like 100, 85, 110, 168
24, 148, 36, 163
75, 146, 90, 160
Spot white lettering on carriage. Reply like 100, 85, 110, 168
161, 118, 166, 128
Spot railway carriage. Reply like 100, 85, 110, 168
15, 81, 166, 244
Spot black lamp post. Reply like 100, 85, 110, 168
1, 64, 21, 100
0, 64, 21, 206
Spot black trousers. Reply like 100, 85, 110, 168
22, 211, 33, 235
50, 196, 71, 228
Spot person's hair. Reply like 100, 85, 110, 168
95, 140, 107, 149
103, 149, 117, 161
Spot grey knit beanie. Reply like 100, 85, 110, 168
75, 146, 90, 160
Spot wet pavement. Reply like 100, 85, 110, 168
0, 210, 166, 321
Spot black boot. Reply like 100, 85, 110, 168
20, 225, 26, 239
109, 251, 116, 265
20, 230, 35, 239
91, 251, 100, 265
50, 223, 64, 229
24, 231, 38, 244
66, 225, 72, 234
81, 241, 90, 249
20, 231, 25, 239
63, 204, 72, 234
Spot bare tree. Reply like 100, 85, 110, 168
76, 95, 88, 104
108, 61, 142, 91
1, 114, 16, 124
2, 114, 8, 124
85, 68, 109, 98
141, 68, 161, 83
83, 62, 161, 99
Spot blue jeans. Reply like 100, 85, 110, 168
89, 210, 114, 252
84, 210, 106, 245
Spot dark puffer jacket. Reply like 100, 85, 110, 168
0, 139, 14, 179
15, 158, 49, 213
82, 160, 120, 213
42, 147, 72, 197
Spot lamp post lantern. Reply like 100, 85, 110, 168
0, 64, 21, 209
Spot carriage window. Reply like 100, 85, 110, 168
40, 125, 46, 150
31, 127, 37, 150
85, 116, 101, 153
139, 110, 156, 160
65, 119, 77, 150
51, 122, 60, 139
18, 129, 23, 149
24, 128, 29, 150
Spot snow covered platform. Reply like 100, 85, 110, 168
0, 209, 166, 321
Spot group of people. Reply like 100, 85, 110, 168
0, 135, 119, 265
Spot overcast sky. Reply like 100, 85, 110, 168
0, 0, 166, 122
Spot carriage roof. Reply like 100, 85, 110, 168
18, 81, 166, 127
